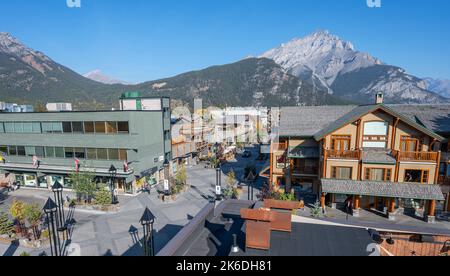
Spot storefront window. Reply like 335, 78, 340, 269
72, 122, 84, 133
63, 122, 72, 133
55, 147, 65, 158
117, 122, 129, 133
38, 176, 48, 188
108, 149, 119, 160
45, 147, 55, 158
95, 122, 106, 133
17, 146, 26, 156
25, 146, 35, 156
35, 147, 45, 158
87, 148, 97, 159
84, 122, 95, 133
97, 148, 108, 160
74, 148, 86, 159
106, 122, 118, 134
24, 174, 37, 187
65, 147, 74, 158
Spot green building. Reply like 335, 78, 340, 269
0, 97, 171, 195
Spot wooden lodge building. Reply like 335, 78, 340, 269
265, 94, 450, 223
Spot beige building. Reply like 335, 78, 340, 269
265, 94, 450, 223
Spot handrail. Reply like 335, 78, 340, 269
326, 149, 360, 160
398, 151, 439, 162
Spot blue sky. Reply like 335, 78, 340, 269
0, 0, 449, 83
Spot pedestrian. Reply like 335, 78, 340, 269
345, 198, 352, 220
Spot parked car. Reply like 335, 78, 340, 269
242, 150, 252, 158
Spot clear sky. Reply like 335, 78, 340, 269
0, 0, 449, 83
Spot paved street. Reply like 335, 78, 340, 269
0, 145, 267, 256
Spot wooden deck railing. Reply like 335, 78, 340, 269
326, 149, 361, 160
398, 151, 439, 162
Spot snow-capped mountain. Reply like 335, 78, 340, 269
424, 78, 450, 98
84, 70, 130, 85
261, 31, 449, 104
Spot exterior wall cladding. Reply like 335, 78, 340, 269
0, 98, 171, 195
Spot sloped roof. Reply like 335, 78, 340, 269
279, 106, 356, 137
279, 104, 446, 141
321, 179, 445, 201
388, 104, 450, 135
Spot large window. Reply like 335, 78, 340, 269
72, 122, 84, 133
55, 147, 65, 158
97, 148, 108, 160
45, 147, 55, 158
84, 122, 95, 133
404, 169, 429, 184
117, 122, 129, 133
95, 122, 106, 133
63, 122, 73, 133
4, 123, 14, 133
363, 121, 388, 148
87, 148, 97, 159
401, 136, 423, 152
106, 122, 118, 134
17, 146, 26, 156
108, 149, 119, 160
74, 148, 86, 159
365, 168, 392, 181
331, 135, 351, 151
0, 123, 4, 133
331, 167, 353, 180
64, 147, 74, 158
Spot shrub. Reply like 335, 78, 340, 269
0, 212, 13, 236
94, 189, 112, 206
9, 200, 26, 223
24, 203, 42, 240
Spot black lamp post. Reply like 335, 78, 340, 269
43, 198, 60, 256
140, 207, 156, 256
51, 180, 65, 229
216, 167, 222, 200
109, 165, 117, 205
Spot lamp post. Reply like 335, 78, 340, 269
109, 165, 117, 205
163, 160, 170, 195
140, 207, 156, 256
51, 180, 65, 229
43, 198, 60, 256
216, 167, 222, 200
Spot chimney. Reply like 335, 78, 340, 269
375, 93, 384, 105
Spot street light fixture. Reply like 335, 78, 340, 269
51, 180, 65, 229
43, 197, 60, 256
140, 207, 156, 256
109, 165, 117, 205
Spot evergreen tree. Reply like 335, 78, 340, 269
0, 212, 13, 236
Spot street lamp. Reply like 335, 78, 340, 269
51, 180, 65, 229
109, 165, 117, 205
43, 197, 60, 256
215, 167, 222, 200
140, 207, 156, 256
163, 160, 170, 195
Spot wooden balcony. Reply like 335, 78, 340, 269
326, 149, 361, 160
397, 151, 439, 162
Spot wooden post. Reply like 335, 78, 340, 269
321, 193, 326, 209
354, 195, 361, 210
391, 118, 399, 150
428, 200, 436, 217
355, 119, 362, 149
322, 138, 328, 178
389, 198, 396, 213
434, 151, 442, 184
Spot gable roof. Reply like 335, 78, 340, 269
280, 104, 446, 142
279, 106, 356, 137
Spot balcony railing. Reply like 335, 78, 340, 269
397, 151, 439, 162
326, 149, 361, 160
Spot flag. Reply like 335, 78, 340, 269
75, 158, 80, 172
124, 161, 129, 172
32, 155, 39, 167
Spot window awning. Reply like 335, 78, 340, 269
321, 179, 445, 201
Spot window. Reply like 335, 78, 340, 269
35, 147, 45, 158
17, 146, 26, 156
84, 122, 95, 133
164, 130, 170, 140
404, 169, 429, 184
64, 147, 74, 158
331, 135, 351, 151
0, 122, 4, 133
106, 122, 118, 134
74, 148, 86, 159
365, 168, 392, 181
363, 121, 388, 148
8, 146, 17, 156
87, 148, 97, 160
72, 122, 84, 133
4, 123, 14, 133
0, 145, 7, 155
119, 149, 127, 161
401, 136, 423, 152
32, 122, 41, 133
23, 122, 33, 133
14, 122, 23, 133
52, 122, 63, 133
42, 122, 53, 133
97, 148, 108, 160
25, 146, 35, 156
95, 122, 106, 133
55, 147, 65, 158
331, 167, 353, 180
108, 149, 119, 160
63, 122, 73, 133
117, 122, 129, 133
45, 147, 55, 158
